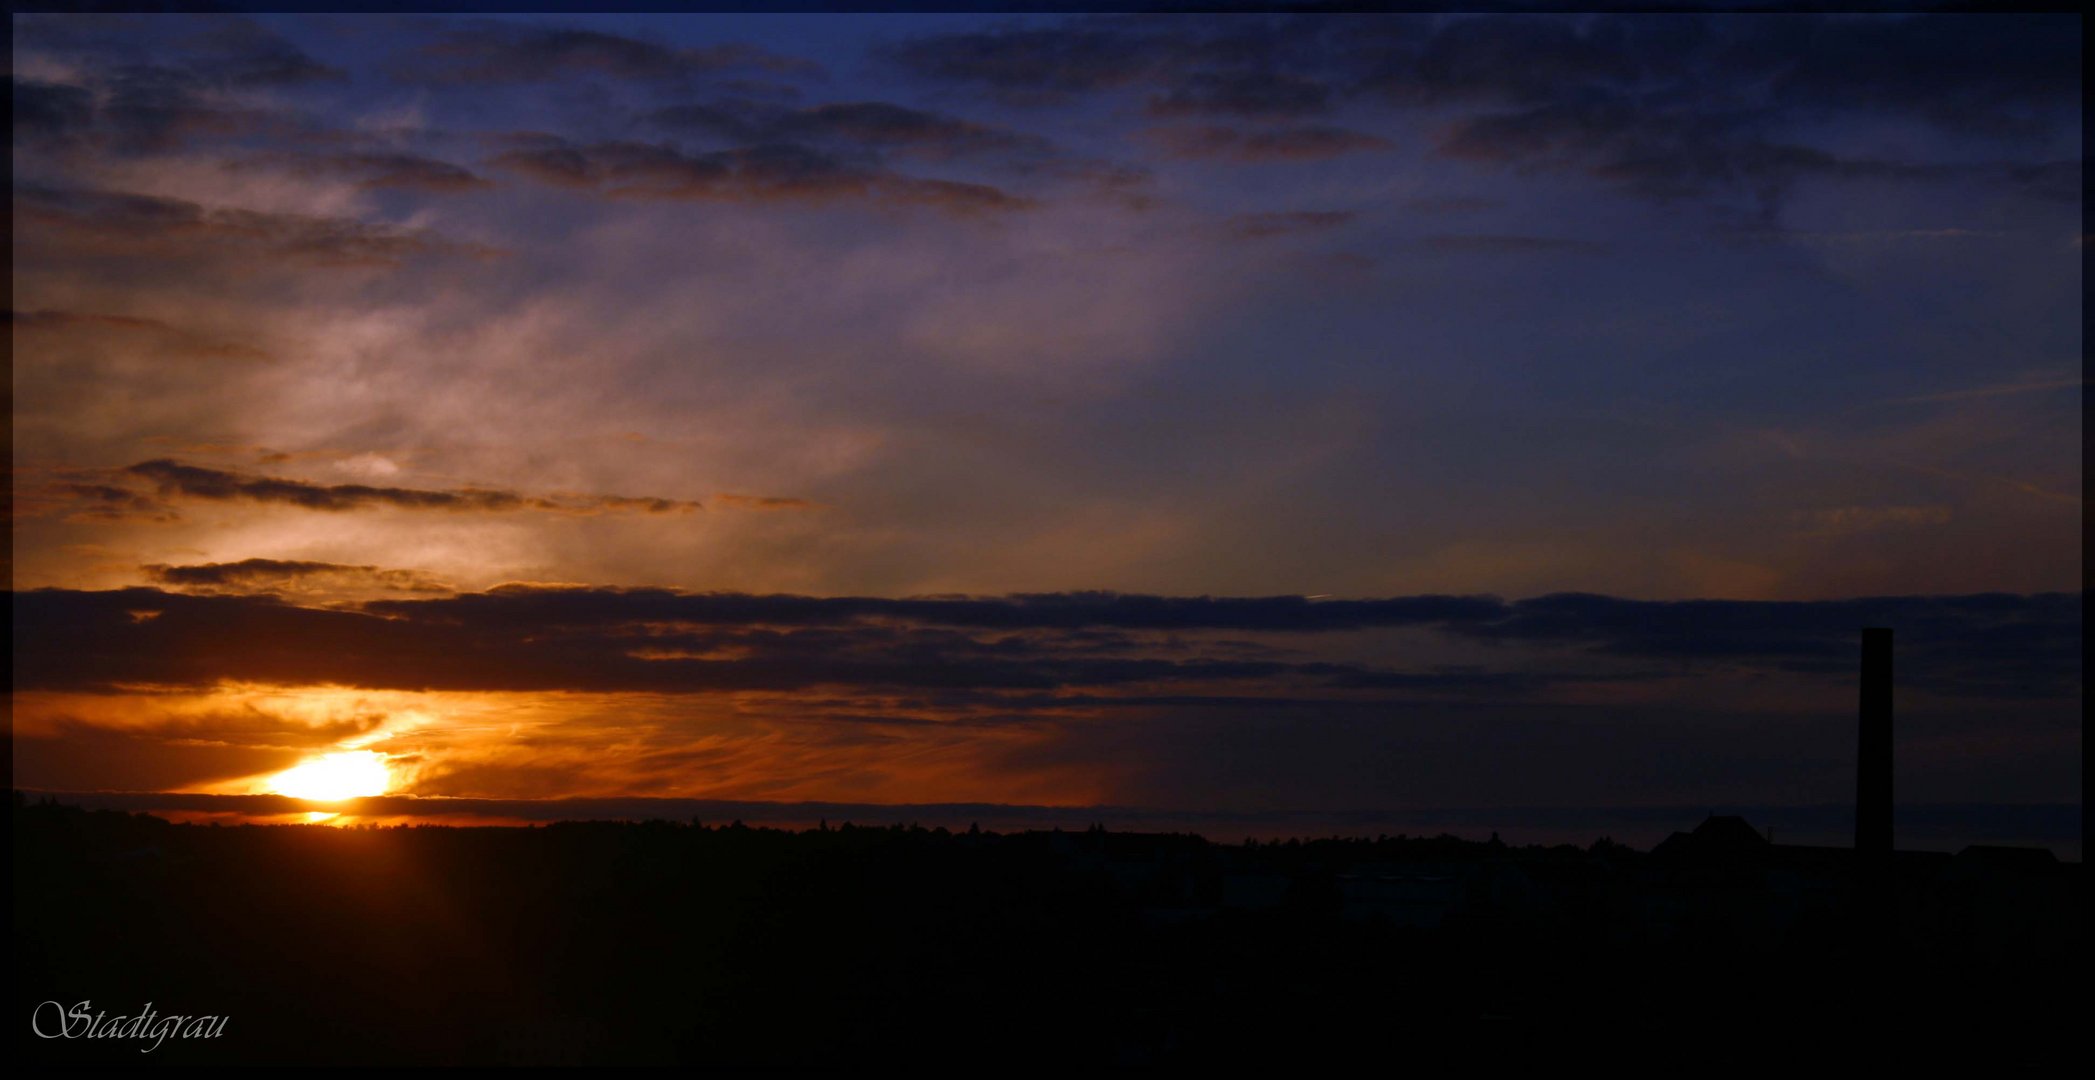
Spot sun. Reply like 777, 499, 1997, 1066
270, 751, 392, 801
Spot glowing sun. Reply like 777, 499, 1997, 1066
271, 751, 392, 801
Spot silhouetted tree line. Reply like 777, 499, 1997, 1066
13, 795, 2080, 1068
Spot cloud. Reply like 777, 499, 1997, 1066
2005, 159, 2082, 203
1754, 14, 2080, 136
11, 16, 342, 156
9, 585, 2077, 813
1147, 70, 1333, 118
9, 72, 290, 156
10, 586, 2076, 704
358, 587, 1508, 633
111, 459, 707, 517
1402, 15, 2078, 217
11, 722, 309, 794
13, 185, 500, 267
11, 77, 97, 143
8, 308, 274, 362
1366, 13, 2079, 136
489, 138, 1033, 212
4, 588, 1320, 695
1147, 125, 1392, 163
44, 482, 180, 524
143, 558, 453, 595
711, 494, 818, 511
1363, 14, 1642, 108
1462, 592, 2082, 699
0, 585, 1577, 704
332, 453, 403, 479
885, 20, 1175, 103
1431, 100, 2021, 218
15, 14, 347, 89
652, 100, 1053, 162
887, 15, 1369, 112
892, 14, 2078, 215
396, 22, 814, 86
226, 151, 495, 193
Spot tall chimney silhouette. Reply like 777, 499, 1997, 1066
1856, 628, 1893, 863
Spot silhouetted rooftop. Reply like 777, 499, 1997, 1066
1956, 845, 2061, 873
1651, 814, 1771, 861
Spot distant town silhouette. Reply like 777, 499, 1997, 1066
14, 801, 2079, 1066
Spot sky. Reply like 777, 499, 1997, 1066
8, 12, 2083, 850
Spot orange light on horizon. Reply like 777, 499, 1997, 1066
270, 751, 393, 802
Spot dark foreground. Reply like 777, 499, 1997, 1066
14, 796, 2083, 1068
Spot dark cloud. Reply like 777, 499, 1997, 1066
13, 185, 500, 267
360, 587, 1507, 633
10, 78, 96, 144
886, 20, 1172, 103
1365, 14, 1644, 108
10, 723, 306, 795
1395, 15, 2080, 215
1750, 14, 2081, 136
44, 483, 180, 524
894, 14, 2077, 212
887, 15, 1361, 110
115, 459, 705, 516
490, 138, 1032, 212
143, 559, 453, 595
8, 308, 274, 362
228, 151, 495, 193
8, 72, 284, 155
1432, 98, 2005, 217
2003, 159, 2084, 203
1147, 70, 1333, 118
9, 587, 2077, 706
1148, 125, 1392, 163
163, 16, 348, 88
14, 14, 346, 89
11, 16, 341, 155
710, 494, 818, 511
4, 588, 1315, 695
398, 22, 814, 86
653, 100, 1053, 162
351, 586, 2084, 704
1469, 592, 2084, 700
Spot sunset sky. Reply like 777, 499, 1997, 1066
9, 12, 2082, 848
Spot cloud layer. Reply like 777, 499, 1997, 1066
15, 584, 2079, 700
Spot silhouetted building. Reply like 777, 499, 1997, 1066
1651, 814, 1771, 864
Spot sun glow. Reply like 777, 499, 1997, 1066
270, 751, 392, 801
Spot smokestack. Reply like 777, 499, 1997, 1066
1856, 628, 1893, 862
